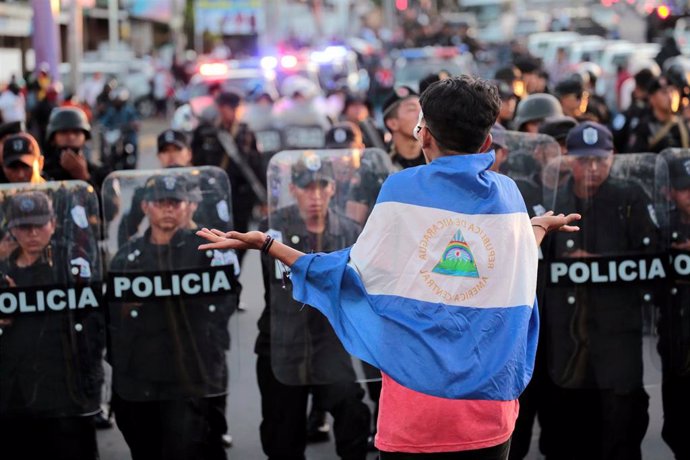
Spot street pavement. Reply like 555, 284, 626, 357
96, 117, 674, 459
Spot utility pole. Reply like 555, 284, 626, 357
108, 0, 119, 50
68, 0, 83, 95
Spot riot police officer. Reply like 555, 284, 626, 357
0, 120, 24, 183
0, 189, 104, 460
542, 122, 657, 460
191, 91, 265, 263
117, 129, 232, 246
108, 173, 240, 460
630, 76, 690, 153
257, 153, 370, 459
44, 107, 108, 189
658, 155, 690, 460
1, 133, 45, 184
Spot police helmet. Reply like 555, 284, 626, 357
513, 93, 563, 130
46, 107, 92, 141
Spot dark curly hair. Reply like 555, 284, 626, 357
419, 75, 501, 154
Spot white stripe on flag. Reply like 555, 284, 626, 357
350, 202, 538, 309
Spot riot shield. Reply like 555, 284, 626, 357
281, 124, 326, 150
655, 148, 690, 379
0, 181, 104, 418
543, 153, 663, 390
266, 149, 394, 385
256, 129, 284, 156
500, 131, 562, 216
102, 167, 240, 401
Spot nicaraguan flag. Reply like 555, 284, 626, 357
290, 152, 539, 400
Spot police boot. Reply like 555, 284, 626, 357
307, 409, 330, 443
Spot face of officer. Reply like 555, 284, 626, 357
11, 219, 56, 260
649, 83, 679, 116
289, 180, 335, 226
670, 187, 690, 219
218, 104, 237, 127
3, 156, 44, 183
499, 97, 516, 123
157, 144, 192, 168
142, 198, 189, 235
344, 102, 369, 124
490, 146, 508, 173
560, 94, 582, 118
569, 154, 613, 197
54, 129, 86, 149
386, 97, 421, 140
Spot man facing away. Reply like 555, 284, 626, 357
197, 76, 580, 459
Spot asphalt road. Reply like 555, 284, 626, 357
96, 117, 674, 460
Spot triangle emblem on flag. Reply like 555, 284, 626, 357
432, 229, 480, 278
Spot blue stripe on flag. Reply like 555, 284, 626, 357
377, 152, 527, 216
290, 248, 539, 401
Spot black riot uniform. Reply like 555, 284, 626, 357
542, 177, 657, 460
629, 111, 690, 153
256, 205, 370, 460
0, 191, 104, 460
501, 133, 562, 460
658, 209, 690, 460
107, 175, 240, 460
657, 157, 690, 460
191, 93, 265, 256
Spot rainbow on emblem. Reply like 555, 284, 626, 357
432, 230, 480, 278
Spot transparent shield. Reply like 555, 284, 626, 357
501, 131, 562, 216
0, 181, 104, 418
543, 153, 663, 390
266, 149, 393, 385
281, 125, 326, 150
255, 129, 284, 155
655, 149, 690, 379
102, 167, 240, 401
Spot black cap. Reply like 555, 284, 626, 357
291, 154, 335, 188
142, 174, 191, 201
7, 191, 54, 228
382, 86, 418, 119
539, 116, 578, 141
554, 77, 584, 98
669, 157, 690, 190
0, 121, 24, 140
566, 121, 614, 157
157, 129, 189, 152
325, 124, 357, 148
3, 133, 41, 166
216, 91, 241, 108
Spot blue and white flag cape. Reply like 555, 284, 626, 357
290, 151, 539, 400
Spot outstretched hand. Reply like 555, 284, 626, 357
197, 228, 265, 251
533, 211, 581, 234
